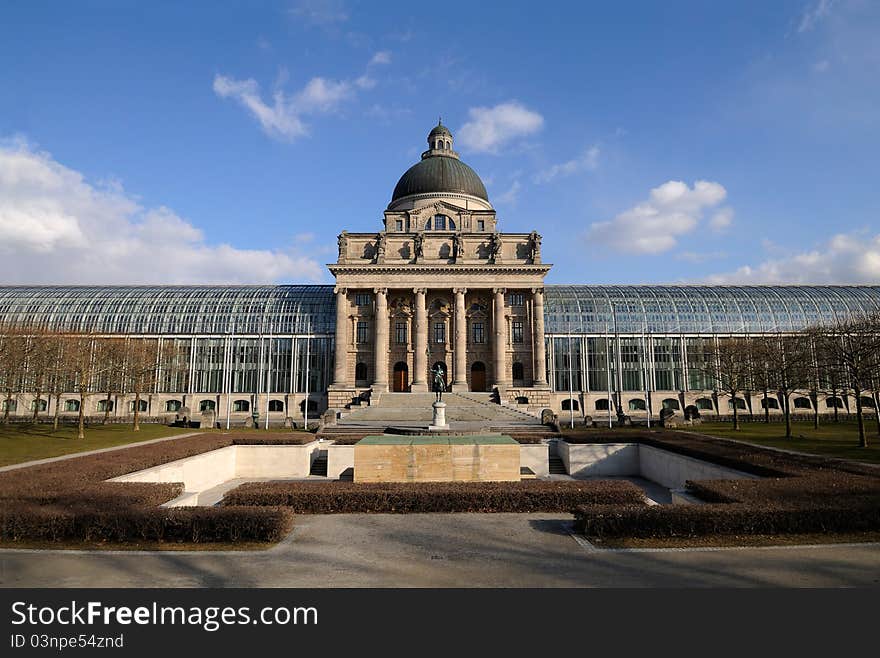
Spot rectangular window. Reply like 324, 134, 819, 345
473, 322, 484, 344
434, 322, 446, 344
509, 293, 524, 306
477, 220, 485, 231
395, 219, 403, 231
355, 293, 371, 307
356, 321, 368, 344
512, 320, 524, 344
395, 322, 407, 344
434, 215, 446, 230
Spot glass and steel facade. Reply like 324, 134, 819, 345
2, 284, 880, 404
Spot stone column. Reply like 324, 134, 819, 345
373, 288, 389, 391
493, 288, 507, 387
452, 288, 468, 391
532, 287, 548, 386
332, 286, 349, 386
412, 288, 428, 392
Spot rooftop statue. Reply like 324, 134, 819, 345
337, 231, 348, 261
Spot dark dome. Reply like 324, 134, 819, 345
428, 123, 452, 138
391, 155, 489, 204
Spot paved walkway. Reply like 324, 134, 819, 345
2, 514, 878, 587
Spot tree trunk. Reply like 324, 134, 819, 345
53, 393, 60, 432
833, 386, 839, 422
133, 392, 140, 431
32, 390, 42, 422
811, 391, 819, 429
3, 391, 11, 424
763, 388, 769, 423
732, 396, 740, 431
783, 392, 791, 439
855, 388, 867, 448
77, 391, 85, 440
102, 391, 112, 425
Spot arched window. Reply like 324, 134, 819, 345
445, 140, 450, 149
448, 217, 456, 230
595, 399, 611, 411
727, 398, 747, 410
97, 399, 114, 413
31, 399, 47, 412
512, 362, 524, 382
826, 397, 843, 409
299, 399, 318, 413
662, 398, 680, 411
695, 397, 714, 411
65, 399, 80, 412
199, 400, 216, 412
433, 214, 448, 230
859, 396, 876, 409
793, 397, 812, 409
129, 400, 148, 413
562, 399, 579, 411
355, 362, 368, 383
233, 399, 250, 413
165, 400, 182, 412
269, 400, 285, 412
628, 399, 646, 411
761, 398, 780, 409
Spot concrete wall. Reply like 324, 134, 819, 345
639, 444, 757, 490
327, 444, 355, 479
110, 442, 320, 503
558, 441, 757, 488
559, 442, 639, 477
520, 443, 549, 477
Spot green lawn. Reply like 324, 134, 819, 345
685, 420, 880, 464
0, 423, 201, 467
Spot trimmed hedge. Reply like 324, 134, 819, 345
223, 479, 646, 513
572, 501, 880, 538
0, 432, 298, 545
0, 503, 293, 544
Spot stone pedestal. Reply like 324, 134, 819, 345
429, 401, 448, 431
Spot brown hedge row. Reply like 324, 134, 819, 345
572, 501, 880, 538
0, 503, 293, 544
223, 479, 646, 513
0, 432, 299, 544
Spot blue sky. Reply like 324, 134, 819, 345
1, 0, 878, 285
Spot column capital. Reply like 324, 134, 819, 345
373, 287, 388, 296
530, 287, 544, 296
413, 287, 428, 295
452, 288, 468, 295
334, 286, 347, 295
492, 287, 507, 295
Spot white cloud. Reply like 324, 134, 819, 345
586, 180, 728, 254
798, 0, 836, 33
213, 75, 307, 141
369, 50, 392, 66
813, 59, 831, 72
354, 75, 376, 90
456, 102, 544, 153
289, 0, 349, 26
495, 180, 521, 206
534, 145, 600, 183
706, 231, 880, 284
0, 139, 323, 284
709, 207, 734, 232
214, 73, 357, 141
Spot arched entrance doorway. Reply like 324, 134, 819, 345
392, 361, 409, 392
431, 361, 448, 390
471, 361, 487, 392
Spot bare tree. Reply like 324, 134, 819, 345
66, 334, 105, 440
45, 332, 75, 432
810, 312, 880, 448
702, 337, 755, 430
124, 339, 161, 432
752, 333, 813, 439
94, 338, 127, 424
0, 326, 29, 424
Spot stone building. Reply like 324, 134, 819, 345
1, 122, 880, 427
